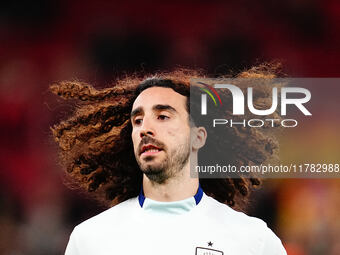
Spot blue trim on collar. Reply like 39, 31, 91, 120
138, 186, 146, 208
194, 183, 203, 205
138, 183, 203, 207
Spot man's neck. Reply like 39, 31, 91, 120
142, 169, 199, 202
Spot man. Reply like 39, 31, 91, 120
51, 68, 286, 254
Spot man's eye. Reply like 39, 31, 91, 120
158, 115, 169, 120
134, 119, 143, 125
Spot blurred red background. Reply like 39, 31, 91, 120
0, 1, 339, 254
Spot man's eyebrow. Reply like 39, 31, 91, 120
152, 104, 178, 113
131, 104, 178, 118
130, 107, 144, 118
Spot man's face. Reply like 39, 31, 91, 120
131, 87, 191, 183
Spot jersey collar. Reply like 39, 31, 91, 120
138, 183, 203, 208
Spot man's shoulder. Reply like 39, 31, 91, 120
203, 194, 268, 232
202, 194, 286, 254
74, 196, 138, 232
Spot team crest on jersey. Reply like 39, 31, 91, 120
195, 247, 224, 255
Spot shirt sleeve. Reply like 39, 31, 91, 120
64, 228, 80, 255
261, 227, 287, 255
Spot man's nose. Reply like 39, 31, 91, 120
139, 118, 155, 138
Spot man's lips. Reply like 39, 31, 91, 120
140, 144, 163, 156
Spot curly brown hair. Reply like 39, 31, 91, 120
50, 64, 282, 211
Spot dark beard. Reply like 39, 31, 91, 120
137, 142, 190, 184
143, 167, 169, 184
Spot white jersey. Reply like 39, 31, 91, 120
65, 191, 286, 255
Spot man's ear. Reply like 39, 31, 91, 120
191, 126, 207, 150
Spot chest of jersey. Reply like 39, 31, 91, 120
81, 213, 264, 255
